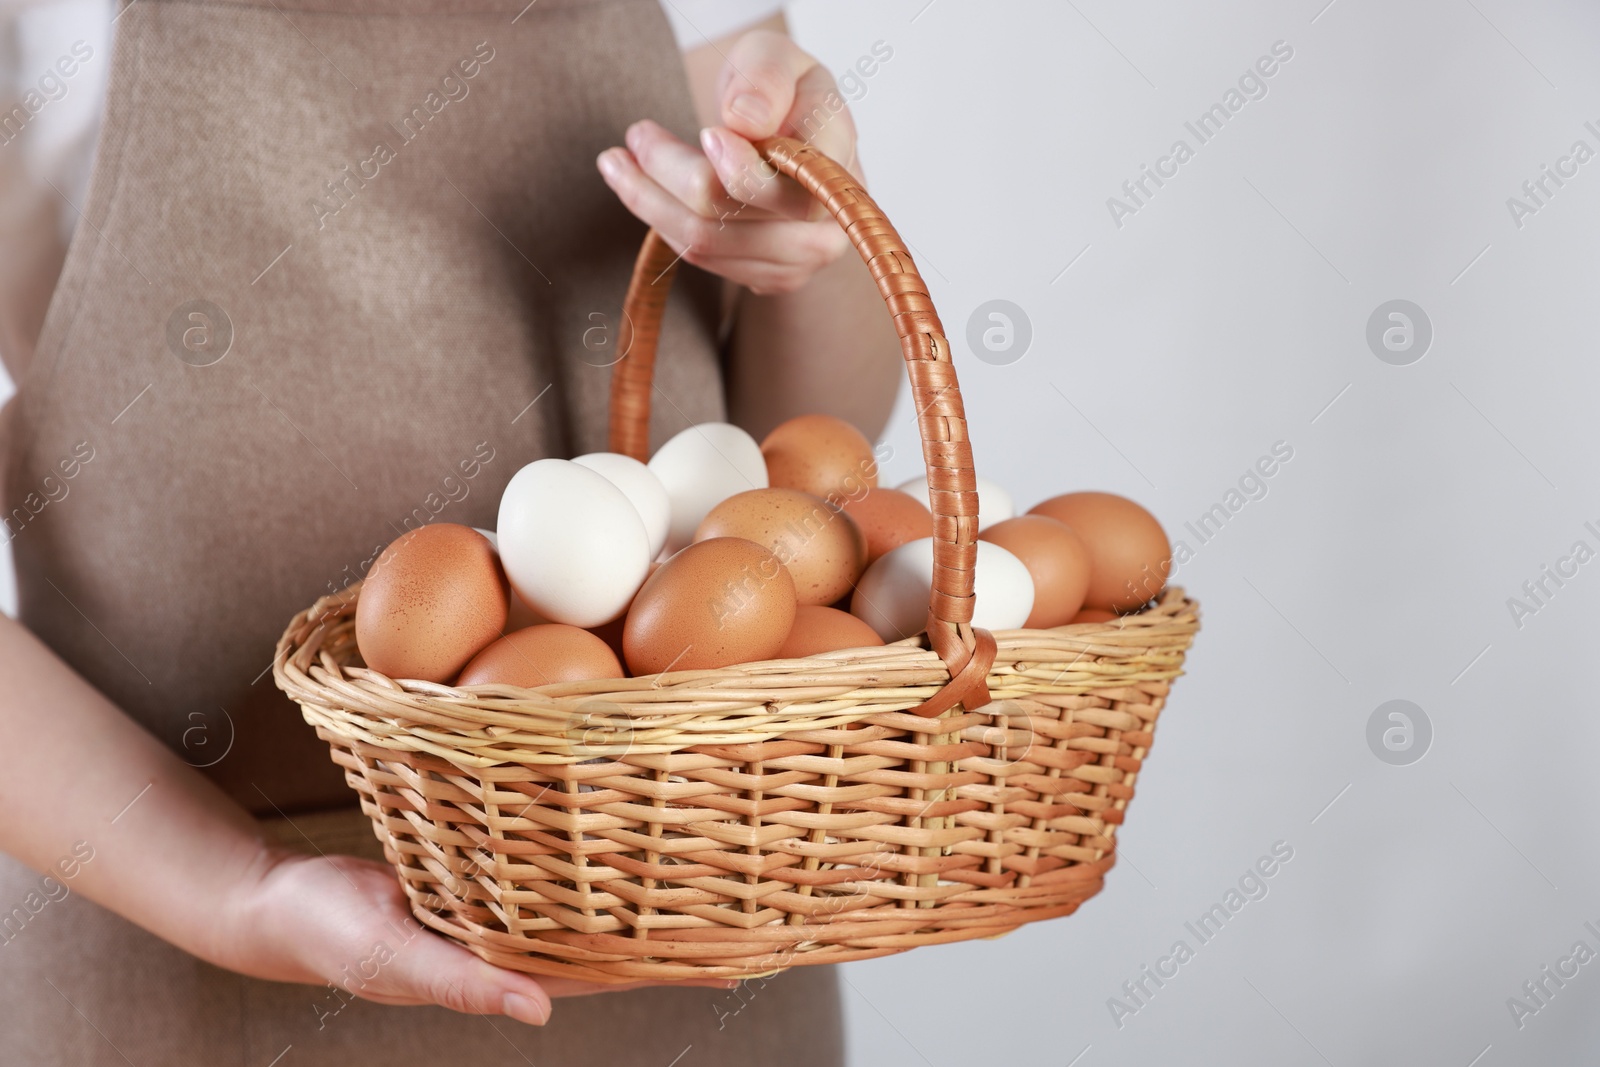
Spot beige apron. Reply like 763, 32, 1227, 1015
0, 0, 843, 1061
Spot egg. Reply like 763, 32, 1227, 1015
1029, 491, 1170, 611
777, 605, 884, 659
978, 515, 1091, 628
850, 536, 1034, 641
456, 624, 623, 688
355, 523, 507, 682
572, 452, 671, 559
694, 488, 866, 606
472, 528, 545, 629
497, 459, 652, 628
838, 487, 934, 565
648, 423, 768, 553
623, 537, 797, 675
760, 414, 879, 502
897, 473, 1015, 532
1070, 608, 1119, 624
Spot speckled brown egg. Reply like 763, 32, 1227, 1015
1030, 492, 1170, 612
777, 605, 884, 659
456, 624, 623, 688
355, 523, 507, 682
839, 487, 934, 565
979, 515, 1091, 628
623, 537, 797, 675
693, 488, 866, 606
760, 414, 878, 502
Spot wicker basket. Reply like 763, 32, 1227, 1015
274, 136, 1200, 983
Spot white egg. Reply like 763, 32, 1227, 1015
572, 452, 671, 559
850, 536, 1034, 641
647, 422, 768, 553
496, 459, 651, 627
896, 474, 1015, 532
471, 527, 545, 628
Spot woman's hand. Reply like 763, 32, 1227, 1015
219, 846, 734, 1026
598, 29, 858, 295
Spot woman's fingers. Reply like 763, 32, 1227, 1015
598, 144, 707, 244
229, 834, 747, 1028
239, 852, 555, 1024
725, 60, 858, 182
320, 858, 737, 1019
597, 146, 846, 292
311, 858, 735, 1019
783, 63, 859, 173
348, 935, 737, 1017
700, 126, 818, 220
368, 915, 554, 1025
710, 32, 860, 220
596, 31, 861, 290
619, 120, 813, 224
623, 120, 750, 220
715, 30, 821, 140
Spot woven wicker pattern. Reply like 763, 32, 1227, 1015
274, 587, 1197, 981
273, 136, 1202, 981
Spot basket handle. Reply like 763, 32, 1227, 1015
607, 136, 993, 716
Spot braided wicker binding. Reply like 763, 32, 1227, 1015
607, 229, 680, 463
273, 138, 1201, 982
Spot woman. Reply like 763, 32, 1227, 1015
0, 1, 901, 1062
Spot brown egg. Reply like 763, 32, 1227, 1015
623, 537, 798, 675
694, 488, 866, 606
837, 487, 933, 565
761, 414, 879, 502
979, 515, 1091, 628
777, 605, 884, 658
1029, 492, 1170, 612
456, 624, 623, 687
1070, 607, 1119, 624
355, 523, 507, 682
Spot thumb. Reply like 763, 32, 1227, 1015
718, 30, 820, 139
389, 928, 553, 1026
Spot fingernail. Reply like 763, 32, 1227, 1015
503, 992, 549, 1026
728, 93, 768, 128
596, 150, 621, 180
700, 127, 723, 166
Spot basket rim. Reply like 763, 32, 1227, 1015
273, 583, 1199, 765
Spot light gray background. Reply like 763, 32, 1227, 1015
788, 1, 1600, 1065
5, 1, 1598, 1064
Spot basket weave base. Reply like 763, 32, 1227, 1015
321, 727, 1117, 982
280, 587, 1197, 983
